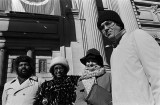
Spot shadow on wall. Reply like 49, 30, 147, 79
59, 0, 77, 47
95, 0, 105, 11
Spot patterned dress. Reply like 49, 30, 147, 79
34, 75, 80, 105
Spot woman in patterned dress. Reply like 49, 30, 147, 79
34, 56, 80, 105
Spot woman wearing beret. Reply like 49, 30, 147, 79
34, 56, 79, 105
75, 48, 112, 105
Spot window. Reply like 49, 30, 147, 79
11, 59, 16, 73
39, 59, 47, 73
131, 0, 160, 41
131, 0, 160, 29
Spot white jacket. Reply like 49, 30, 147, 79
111, 29, 160, 105
2, 76, 45, 105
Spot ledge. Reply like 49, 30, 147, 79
0, 10, 61, 20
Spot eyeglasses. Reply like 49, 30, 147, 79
99, 21, 116, 31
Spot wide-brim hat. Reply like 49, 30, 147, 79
80, 48, 103, 67
97, 10, 124, 30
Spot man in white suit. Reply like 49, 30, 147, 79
97, 10, 160, 105
2, 55, 44, 105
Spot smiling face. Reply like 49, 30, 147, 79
100, 21, 121, 42
85, 58, 99, 72
86, 58, 98, 68
52, 64, 66, 78
17, 62, 32, 79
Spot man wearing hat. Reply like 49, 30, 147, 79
75, 48, 112, 105
97, 10, 160, 105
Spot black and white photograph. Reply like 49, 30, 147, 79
0, 0, 160, 105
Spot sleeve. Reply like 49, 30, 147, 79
134, 29, 160, 105
2, 83, 8, 105
33, 82, 46, 105
75, 81, 88, 105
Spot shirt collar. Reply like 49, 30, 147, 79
115, 29, 126, 40
10, 76, 38, 84
105, 29, 126, 48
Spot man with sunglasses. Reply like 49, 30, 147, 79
97, 10, 160, 105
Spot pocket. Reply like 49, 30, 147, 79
5, 88, 15, 103
6, 88, 14, 95
20, 86, 38, 96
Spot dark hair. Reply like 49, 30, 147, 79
15, 55, 34, 74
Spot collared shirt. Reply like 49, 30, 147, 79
2, 76, 45, 105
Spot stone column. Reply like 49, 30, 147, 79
0, 48, 8, 86
115, 0, 139, 33
74, 0, 88, 55
0, 48, 7, 105
102, 0, 139, 33
101, 0, 112, 10
81, 0, 107, 65
50, 0, 61, 16
0, 37, 8, 85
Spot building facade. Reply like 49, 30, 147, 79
0, 0, 160, 103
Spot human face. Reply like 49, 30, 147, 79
100, 21, 121, 42
53, 64, 66, 78
17, 62, 32, 78
86, 58, 98, 68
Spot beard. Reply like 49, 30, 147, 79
17, 69, 33, 79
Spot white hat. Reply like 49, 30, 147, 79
49, 56, 69, 73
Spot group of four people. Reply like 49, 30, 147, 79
2, 10, 160, 105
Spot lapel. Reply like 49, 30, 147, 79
12, 76, 38, 94
7, 78, 19, 90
